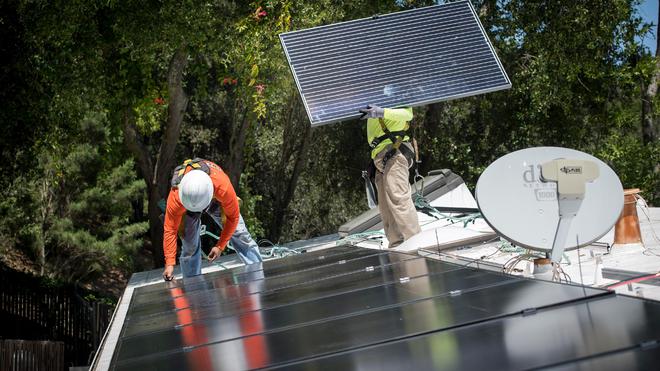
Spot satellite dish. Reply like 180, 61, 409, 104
475, 147, 623, 262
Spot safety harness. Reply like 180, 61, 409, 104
363, 118, 422, 207
170, 158, 211, 188
369, 118, 408, 150
374, 118, 415, 167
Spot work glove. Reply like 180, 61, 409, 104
359, 104, 384, 119
208, 245, 224, 262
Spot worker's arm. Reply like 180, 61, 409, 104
359, 105, 412, 122
162, 189, 185, 280
207, 170, 240, 261
163, 190, 186, 270
383, 107, 413, 122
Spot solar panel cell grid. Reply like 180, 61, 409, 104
279, 1, 511, 125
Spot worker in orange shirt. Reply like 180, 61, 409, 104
162, 158, 262, 281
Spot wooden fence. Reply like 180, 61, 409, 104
0, 340, 65, 371
0, 267, 115, 368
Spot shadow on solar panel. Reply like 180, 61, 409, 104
279, 1, 511, 126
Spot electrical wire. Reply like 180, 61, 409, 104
412, 192, 483, 227
551, 263, 572, 283
635, 194, 660, 257
503, 252, 541, 275
200, 226, 301, 264
199, 209, 301, 261
336, 230, 385, 247
576, 235, 588, 298
257, 239, 303, 258
432, 235, 518, 270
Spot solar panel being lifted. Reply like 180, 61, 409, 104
279, 0, 511, 126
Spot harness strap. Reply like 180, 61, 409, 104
378, 117, 413, 166
171, 158, 211, 187
382, 141, 416, 168
370, 130, 408, 149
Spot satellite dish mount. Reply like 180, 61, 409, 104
540, 159, 599, 263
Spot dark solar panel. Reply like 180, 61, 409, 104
279, 1, 511, 126
106, 246, 660, 370
278, 296, 660, 371
119, 256, 450, 337
114, 266, 515, 362
131, 244, 364, 295
129, 247, 385, 306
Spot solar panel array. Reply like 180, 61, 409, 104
107, 246, 660, 370
279, 1, 511, 126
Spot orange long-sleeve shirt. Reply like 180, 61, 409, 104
163, 160, 240, 266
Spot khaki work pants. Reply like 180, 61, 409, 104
374, 144, 421, 247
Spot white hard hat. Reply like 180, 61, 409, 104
178, 170, 213, 212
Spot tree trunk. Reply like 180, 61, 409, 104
419, 102, 444, 174
37, 173, 53, 276
227, 106, 251, 191
271, 94, 311, 242
155, 48, 189, 198
122, 48, 189, 268
642, 6, 660, 145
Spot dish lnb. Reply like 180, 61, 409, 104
475, 147, 623, 263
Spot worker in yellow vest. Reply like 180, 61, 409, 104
360, 104, 421, 247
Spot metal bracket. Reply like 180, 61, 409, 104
540, 158, 599, 263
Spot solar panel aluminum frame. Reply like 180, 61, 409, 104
279, 1, 511, 126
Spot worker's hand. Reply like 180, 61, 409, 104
208, 246, 223, 262
359, 105, 384, 120
162, 265, 175, 281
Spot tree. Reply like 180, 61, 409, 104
0, 112, 147, 283
2, 0, 657, 284
642, 3, 660, 145
417, 0, 659, 203
121, 47, 190, 267
104, 1, 247, 266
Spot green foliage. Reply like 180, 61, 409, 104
46, 115, 148, 280
596, 134, 660, 205
2, 0, 659, 289
182, 0, 659, 246
238, 171, 265, 238
0, 175, 40, 255
134, 94, 168, 135
414, 0, 658, 203
0, 112, 147, 283
83, 293, 117, 306
277, 120, 367, 240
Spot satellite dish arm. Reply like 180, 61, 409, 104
548, 202, 580, 262
541, 159, 599, 263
